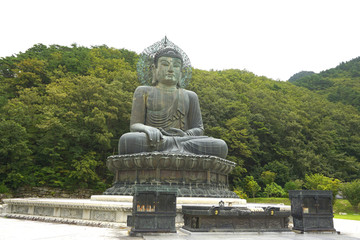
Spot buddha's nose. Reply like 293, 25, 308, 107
168, 63, 174, 72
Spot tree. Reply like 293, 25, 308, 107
341, 180, 360, 211
288, 71, 315, 82
233, 187, 248, 199
0, 120, 33, 189
304, 174, 341, 203
284, 179, 303, 192
263, 182, 286, 198
244, 176, 261, 198
260, 171, 276, 186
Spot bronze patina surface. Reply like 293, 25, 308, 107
105, 38, 236, 198
104, 152, 237, 197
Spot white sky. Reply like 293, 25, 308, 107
1, 0, 360, 81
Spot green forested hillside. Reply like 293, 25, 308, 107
288, 71, 315, 83
0, 44, 138, 190
1, 44, 360, 194
289, 57, 360, 111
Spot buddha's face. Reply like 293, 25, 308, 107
155, 56, 182, 87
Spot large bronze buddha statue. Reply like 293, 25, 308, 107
119, 43, 228, 158
104, 37, 237, 198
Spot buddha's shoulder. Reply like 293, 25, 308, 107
135, 85, 153, 91
182, 89, 199, 99
134, 86, 153, 94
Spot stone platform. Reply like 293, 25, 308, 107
3, 217, 360, 239
1, 196, 247, 228
1, 198, 131, 227
104, 153, 238, 198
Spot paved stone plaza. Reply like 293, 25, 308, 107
0, 217, 360, 240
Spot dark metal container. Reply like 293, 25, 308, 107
182, 204, 290, 232
129, 189, 177, 235
289, 190, 336, 232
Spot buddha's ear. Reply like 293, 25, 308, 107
151, 64, 156, 75
151, 64, 157, 85
177, 67, 183, 88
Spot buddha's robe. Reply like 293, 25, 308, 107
119, 86, 228, 158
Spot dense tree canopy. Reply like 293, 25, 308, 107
1, 44, 360, 192
288, 71, 315, 83
289, 57, 360, 111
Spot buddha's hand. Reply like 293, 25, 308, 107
159, 127, 186, 137
144, 126, 163, 144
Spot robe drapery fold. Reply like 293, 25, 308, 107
120, 86, 228, 158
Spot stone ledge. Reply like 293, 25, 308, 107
1, 213, 185, 228
179, 228, 295, 235
3, 198, 132, 224
246, 203, 291, 212
91, 195, 246, 205
177, 197, 246, 206
1, 213, 127, 228
104, 183, 238, 198
91, 195, 133, 202
2, 197, 190, 226
3, 198, 132, 211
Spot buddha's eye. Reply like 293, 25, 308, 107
160, 61, 169, 66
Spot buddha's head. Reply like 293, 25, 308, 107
152, 48, 183, 87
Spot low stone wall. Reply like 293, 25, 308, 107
2, 198, 132, 228
1, 187, 101, 203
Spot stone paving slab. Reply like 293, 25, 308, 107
0, 217, 138, 240
144, 232, 358, 240
1, 217, 360, 240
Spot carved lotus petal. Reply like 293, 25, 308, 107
202, 158, 212, 170
160, 156, 171, 169
174, 157, 185, 169
106, 158, 116, 172
111, 158, 121, 169
145, 156, 158, 168
185, 157, 198, 169
217, 162, 226, 172
212, 161, 221, 171
124, 157, 135, 168
225, 165, 234, 174
133, 157, 142, 168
